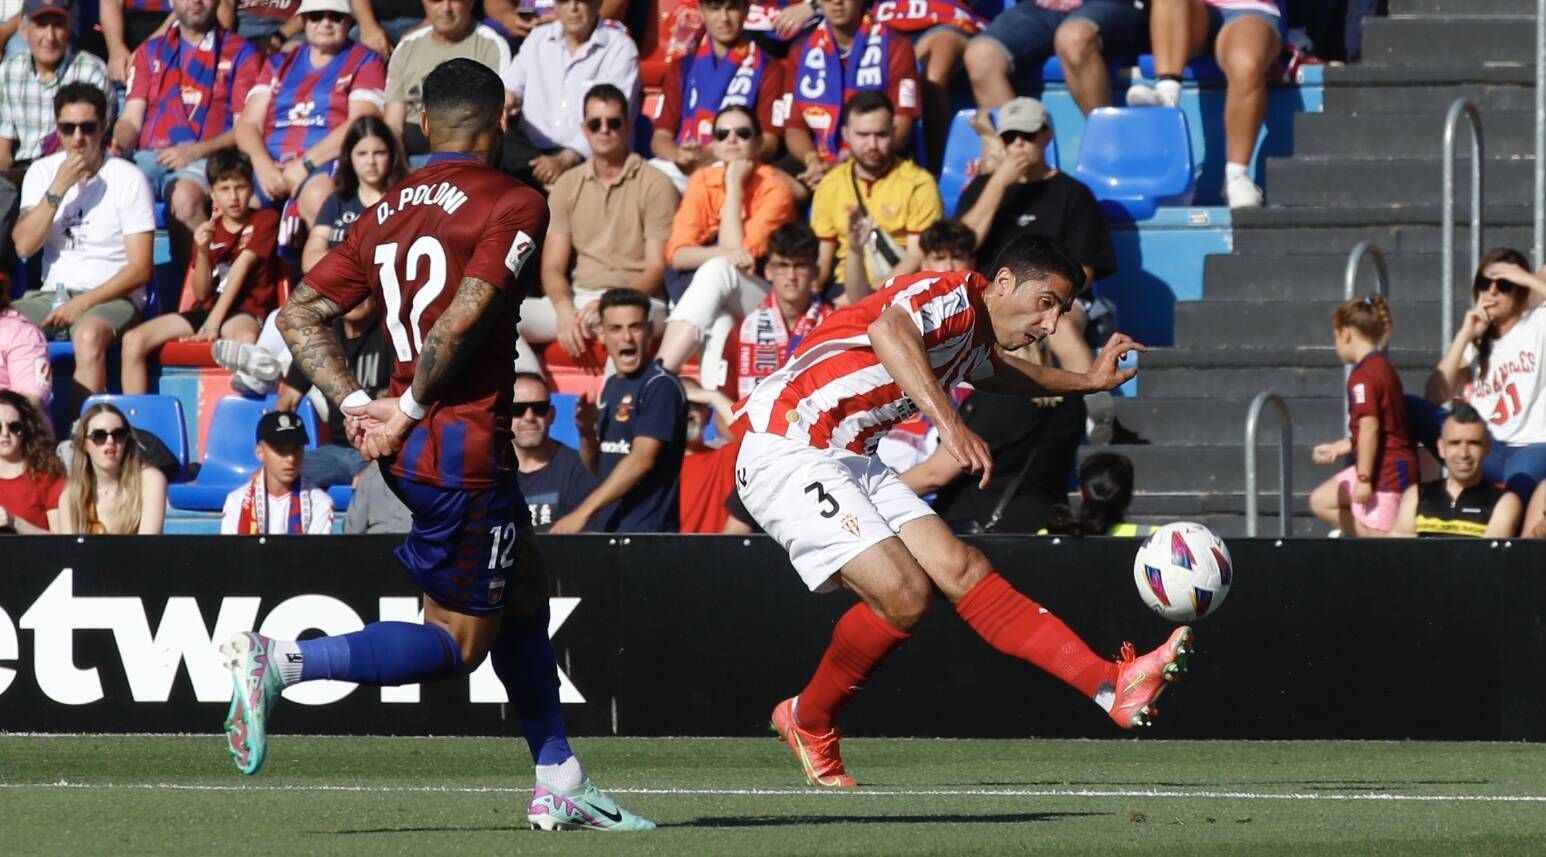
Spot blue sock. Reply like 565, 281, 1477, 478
491, 606, 574, 766
297, 621, 463, 685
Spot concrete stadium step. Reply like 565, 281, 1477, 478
1115, 396, 1346, 446
1291, 111, 1534, 160
1323, 81, 1536, 114
1361, 16, 1535, 66
1174, 301, 1450, 349
1393, 0, 1538, 14
1202, 253, 1473, 303
1266, 158, 1534, 209
1138, 347, 1436, 398
1228, 208, 1530, 256
1076, 445, 1336, 494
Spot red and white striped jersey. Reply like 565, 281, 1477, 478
732, 270, 1000, 455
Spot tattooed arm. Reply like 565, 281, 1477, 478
277, 282, 362, 405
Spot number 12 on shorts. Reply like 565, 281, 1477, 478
488, 522, 517, 570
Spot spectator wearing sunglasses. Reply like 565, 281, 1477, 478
511, 372, 595, 531
516, 84, 676, 373
500, 0, 639, 189
383, 0, 512, 165
12, 82, 155, 409
233, 0, 385, 235
648, 0, 784, 194
59, 402, 166, 534
0, 389, 63, 533
1425, 248, 1546, 500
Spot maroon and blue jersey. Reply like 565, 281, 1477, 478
122, 0, 174, 12
303, 153, 548, 490
127, 24, 261, 149
253, 42, 385, 161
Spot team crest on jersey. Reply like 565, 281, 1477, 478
616, 394, 634, 423
785, 408, 800, 424
488, 577, 506, 605
839, 512, 860, 537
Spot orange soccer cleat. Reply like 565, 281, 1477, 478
1109, 626, 1194, 729
770, 697, 858, 788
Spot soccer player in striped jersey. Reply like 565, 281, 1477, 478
218, 59, 653, 833
733, 234, 1196, 788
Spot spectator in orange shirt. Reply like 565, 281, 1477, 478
655, 104, 796, 390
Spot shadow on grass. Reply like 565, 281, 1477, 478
679, 811, 1111, 828
972, 779, 1490, 791
322, 826, 516, 835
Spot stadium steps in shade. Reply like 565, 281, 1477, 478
1109, 0, 1523, 534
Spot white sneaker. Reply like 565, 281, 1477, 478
212, 339, 282, 382
1126, 83, 1179, 108
1225, 173, 1264, 209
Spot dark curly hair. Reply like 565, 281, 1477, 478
0, 389, 64, 480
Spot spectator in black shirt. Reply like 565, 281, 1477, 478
512, 371, 597, 531
1394, 404, 1522, 538
301, 116, 408, 273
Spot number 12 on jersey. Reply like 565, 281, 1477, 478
375, 237, 449, 361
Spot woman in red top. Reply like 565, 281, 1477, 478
1310, 294, 1418, 536
0, 390, 66, 534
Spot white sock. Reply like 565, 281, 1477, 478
1094, 682, 1116, 713
537, 755, 585, 791
268, 638, 304, 686
1156, 78, 1182, 105
1225, 162, 1250, 182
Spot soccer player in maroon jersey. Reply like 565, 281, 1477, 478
218, 59, 654, 833
733, 234, 1195, 787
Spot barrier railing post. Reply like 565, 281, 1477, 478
1536, 0, 1544, 265
1245, 392, 1293, 539
1443, 98, 1483, 342
1342, 241, 1390, 430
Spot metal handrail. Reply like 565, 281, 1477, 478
1536, 0, 1544, 265
1442, 98, 1483, 342
1342, 241, 1389, 430
1244, 392, 1293, 539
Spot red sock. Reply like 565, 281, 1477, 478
955, 572, 1118, 699
796, 603, 911, 734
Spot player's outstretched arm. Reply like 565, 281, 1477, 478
278, 283, 363, 406
975, 332, 1145, 398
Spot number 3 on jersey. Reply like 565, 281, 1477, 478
375, 237, 448, 361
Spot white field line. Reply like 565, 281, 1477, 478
4, 781, 1546, 804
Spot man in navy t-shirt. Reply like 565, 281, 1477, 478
551, 289, 687, 533
512, 372, 597, 531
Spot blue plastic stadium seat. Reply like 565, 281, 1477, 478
154, 202, 166, 229
167, 396, 320, 511
938, 108, 1060, 217
1137, 54, 1223, 82
548, 392, 580, 449
1039, 56, 1064, 82
327, 484, 353, 513
81, 394, 190, 476
46, 340, 74, 360
1072, 107, 1194, 221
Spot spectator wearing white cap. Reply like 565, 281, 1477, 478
220, 409, 335, 534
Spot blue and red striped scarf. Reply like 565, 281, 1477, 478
871, 0, 987, 35
236, 471, 312, 535
141, 24, 253, 149
677, 37, 769, 146
792, 16, 896, 163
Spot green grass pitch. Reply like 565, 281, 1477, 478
4, 735, 1546, 856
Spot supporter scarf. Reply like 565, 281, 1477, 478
678, 37, 768, 145
147, 24, 225, 146
793, 16, 896, 163
744, 1, 804, 39
235, 471, 311, 535
735, 293, 833, 397
871, 0, 987, 35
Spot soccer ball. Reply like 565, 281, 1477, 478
1132, 521, 1233, 622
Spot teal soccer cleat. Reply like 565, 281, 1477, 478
220, 631, 282, 775
527, 779, 657, 832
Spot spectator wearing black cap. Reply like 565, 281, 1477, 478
220, 410, 335, 534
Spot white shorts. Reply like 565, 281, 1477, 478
736, 431, 936, 592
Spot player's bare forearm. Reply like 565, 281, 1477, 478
575, 437, 662, 520
1355, 415, 1380, 480
279, 282, 361, 404
410, 276, 503, 408
868, 308, 964, 431
974, 351, 1093, 397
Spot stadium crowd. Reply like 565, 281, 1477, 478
0, 0, 1543, 540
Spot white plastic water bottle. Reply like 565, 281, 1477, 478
49, 281, 68, 340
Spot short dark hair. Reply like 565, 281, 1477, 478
1448, 402, 1486, 427
598, 288, 651, 319
205, 148, 253, 186
841, 90, 894, 128
513, 371, 550, 397
584, 83, 629, 116
335, 115, 408, 199
921, 220, 976, 258
54, 82, 107, 123
700, 0, 747, 7
988, 234, 1086, 294
422, 58, 505, 130
766, 222, 819, 263
714, 104, 760, 139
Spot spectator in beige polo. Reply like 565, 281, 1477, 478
382, 0, 513, 166
517, 83, 678, 372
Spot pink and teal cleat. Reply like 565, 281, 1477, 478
220, 631, 283, 775
1109, 626, 1195, 729
526, 779, 657, 832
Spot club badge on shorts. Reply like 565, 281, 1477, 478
840, 512, 860, 537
